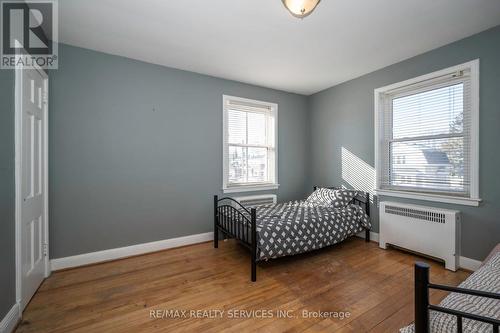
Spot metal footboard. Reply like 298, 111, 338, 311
214, 195, 257, 281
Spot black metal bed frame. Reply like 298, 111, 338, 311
213, 186, 371, 282
414, 262, 500, 333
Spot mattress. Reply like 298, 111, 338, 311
254, 200, 370, 260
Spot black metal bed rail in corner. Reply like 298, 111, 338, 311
414, 262, 500, 333
213, 195, 258, 282
313, 186, 371, 242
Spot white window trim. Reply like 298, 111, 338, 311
374, 59, 481, 207
222, 95, 279, 193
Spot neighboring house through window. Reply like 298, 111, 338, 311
222, 95, 278, 193
374, 60, 480, 206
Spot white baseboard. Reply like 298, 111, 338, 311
458, 256, 482, 271
0, 302, 20, 333
51, 232, 213, 271
357, 231, 481, 271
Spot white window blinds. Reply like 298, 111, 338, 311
223, 96, 277, 191
377, 68, 475, 197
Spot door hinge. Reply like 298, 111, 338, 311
43, 243, 48, 257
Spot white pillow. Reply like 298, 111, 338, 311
305, 187, 336, 206
306, 188, 357, 208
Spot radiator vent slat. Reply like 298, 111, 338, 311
242, 199, 273, 207
385, 205, 446, 223
233, 195, 277, 208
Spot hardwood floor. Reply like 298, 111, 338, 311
15, 238, 470, 333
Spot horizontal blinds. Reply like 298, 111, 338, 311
228, 110, 270, 146
379, 71, 471, 196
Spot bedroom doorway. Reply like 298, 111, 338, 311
15, 64, 50, 311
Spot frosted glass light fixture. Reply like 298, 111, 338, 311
282, 0, 321, 18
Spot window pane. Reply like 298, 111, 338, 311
247, 147, 268, 183
247, 112, 267, 146
228, 146, 247, 183
390, 137, 465, 193
228, 109, 246, 145
393, 83, 463, 139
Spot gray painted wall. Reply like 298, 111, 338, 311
49, 44, 310, 258
309, 25, 500, 261
0, 70, 16, 319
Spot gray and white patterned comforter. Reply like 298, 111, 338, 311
254, 200, 370, 260
400, 252, 500, 333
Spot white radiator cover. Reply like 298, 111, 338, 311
379, 201, 461, 271
233, 194, 277, 208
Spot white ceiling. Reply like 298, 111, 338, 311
59, 0, 500, 95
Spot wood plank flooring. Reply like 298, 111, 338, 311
15, 238, 470, 333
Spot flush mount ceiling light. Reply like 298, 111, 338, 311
282, 0, 321, 18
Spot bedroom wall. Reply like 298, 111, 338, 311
0, 70, 16, 320
49, 44, 310, 259
308, 25, 500, 261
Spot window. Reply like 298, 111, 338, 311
222, 95, 278, 193
375, 60, 480, 206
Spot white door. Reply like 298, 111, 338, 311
19, 67, 48, 309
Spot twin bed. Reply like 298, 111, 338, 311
213, 186, 371, 281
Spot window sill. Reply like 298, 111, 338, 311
223, 184, 280, 194
375, 189, 481, 207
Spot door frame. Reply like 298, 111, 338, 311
14, 61, 50, 311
